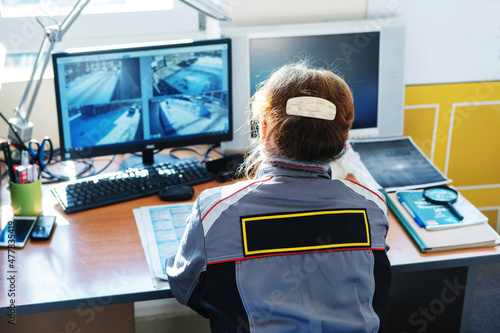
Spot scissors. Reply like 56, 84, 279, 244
28, 136, 54, 172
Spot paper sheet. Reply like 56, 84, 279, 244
133, 203, 193, 287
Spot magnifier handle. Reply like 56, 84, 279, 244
446, 202, 464, 221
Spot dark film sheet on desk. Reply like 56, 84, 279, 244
350, 137, 450, 192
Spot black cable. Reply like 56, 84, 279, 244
41, 159, 94, 183
76, 155, 115, 179
0, 119, 115, 184
169, 145, 227, 164
205, 145, 226, 161
37, 148, 83, 183
169, 146, 207, 161
40, 148, 116, 184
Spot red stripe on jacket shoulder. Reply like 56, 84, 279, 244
345, 179, 385, 204
201, 176, 274, 222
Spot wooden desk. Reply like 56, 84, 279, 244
0, 157, 499, 332
0, 170, 216, 313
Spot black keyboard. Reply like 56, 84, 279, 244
51, 157, 212, 214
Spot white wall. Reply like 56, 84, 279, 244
1, 0, 498, 147
0, 78, 60, 145
222, 0, 367, 26
0, 2, 205, 146
224, 0, 500, 85
369, 0, 500, 84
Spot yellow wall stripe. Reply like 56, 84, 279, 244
405, 81, 500, 235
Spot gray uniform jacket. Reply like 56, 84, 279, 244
166, 157, 391, 333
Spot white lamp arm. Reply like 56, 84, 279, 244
59, 0, 92, 41
10, 0, 91, 143
15, 34, 56, 123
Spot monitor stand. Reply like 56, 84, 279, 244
119, 149, 181, 170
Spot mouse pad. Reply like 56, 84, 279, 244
205, 154, 244, 183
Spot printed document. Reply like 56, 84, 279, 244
134, 203, 193, 286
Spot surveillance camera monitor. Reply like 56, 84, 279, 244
52, 38, 232, 169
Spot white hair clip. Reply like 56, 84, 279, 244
286, 96, 336, 120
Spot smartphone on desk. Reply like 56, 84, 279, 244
0, 216, 37, 248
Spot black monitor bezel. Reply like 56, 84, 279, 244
52, 38, 233, 163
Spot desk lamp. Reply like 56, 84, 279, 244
8, 0, 229, 146
8, 0, 91, 145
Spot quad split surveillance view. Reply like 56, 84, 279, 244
63, 49, 229, 148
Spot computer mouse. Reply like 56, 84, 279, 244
158, 185, 195, 201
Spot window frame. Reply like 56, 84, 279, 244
0, 0, 174, 18
0, 5, 203, 53
0, 2, 210, 82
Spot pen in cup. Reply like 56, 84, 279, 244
13, 150, 40, 183
21, 149, 29, 166
2, 141, 16, 183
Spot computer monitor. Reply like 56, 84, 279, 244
222, 19, 405, 152
52, 38, 232, 169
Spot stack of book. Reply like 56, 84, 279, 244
350, 137, 500, 253
386, 191, 499, 252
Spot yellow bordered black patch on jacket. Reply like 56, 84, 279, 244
241, 210, 370, 256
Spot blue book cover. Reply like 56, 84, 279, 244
396, 190, 488, 230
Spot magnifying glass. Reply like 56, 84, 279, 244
423, 186, 464, 221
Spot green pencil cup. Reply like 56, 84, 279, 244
9, 178, 43, 216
